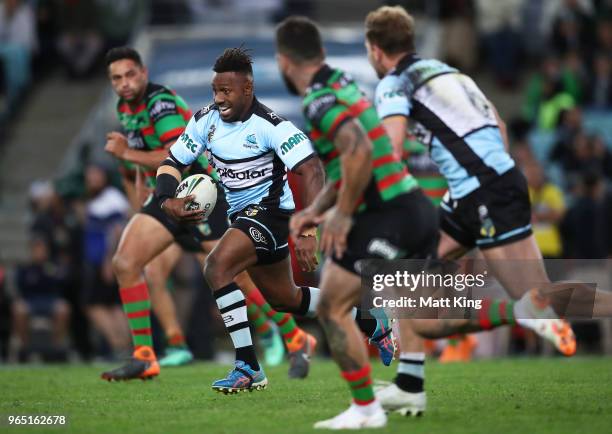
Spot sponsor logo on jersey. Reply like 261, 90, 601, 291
149, 99, 177, 122
217, 167, 267, 180
127, 131, 146, 149
249, 227, 267, 244
222, 314, 234, 324
243, 134, 258, 149
268, 112, 282, 122
207, 125, 216, 142
181, 132, 197, 153
478, 205, 496, 238
305, 93, 336, 121
367, 238, 402, 260
245, 207, 259, 217
280, 132, 308, 155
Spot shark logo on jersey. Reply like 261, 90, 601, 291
243, 134, 258, 149
207, 125, 216, 143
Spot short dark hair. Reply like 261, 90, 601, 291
213, 47, 253, 76
105, 46, 143, 67
276, 16, 324, 63
365, 6, 415, 55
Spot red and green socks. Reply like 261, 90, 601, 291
341, 364, 376, 406
167, 333, 188, 350
246, 297, 274, 339
119, 282, 153, 350
245, 288, 302, 348
478, 299, 516, 330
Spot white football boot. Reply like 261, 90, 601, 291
514, 289, 576, 356
314, 402, 387, 430
374, 380, 426, 416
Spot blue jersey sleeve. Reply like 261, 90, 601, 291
169, 115, 206, 166
266, 120, 315, 171
375, 74, 411, 119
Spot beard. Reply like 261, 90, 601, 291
282, 72, 300, 96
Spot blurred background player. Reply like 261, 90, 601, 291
275, 16, 438, 429
11, 236, 71, 362
81, 163, 131, 359
101, 46, 313, 381
364, 5, 577, 415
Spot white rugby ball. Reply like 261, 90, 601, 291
175, 174, 217, 219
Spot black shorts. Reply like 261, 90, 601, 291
81, 264, 121, 307
230, 205, 292, 265
439, 167, 532, 250
141, 188, 230, 253
333, 189, 439, 274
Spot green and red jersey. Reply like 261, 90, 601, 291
302, 65, 418, 213
116, 82, 216, 187
403, 136, 447, 206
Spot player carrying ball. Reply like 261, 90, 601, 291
101, 47, 315, 382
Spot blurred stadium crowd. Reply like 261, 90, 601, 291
0, 0, 611, 364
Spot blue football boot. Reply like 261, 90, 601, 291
212, 360, 268, 394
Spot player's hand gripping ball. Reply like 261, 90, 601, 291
175, 174, 218, 220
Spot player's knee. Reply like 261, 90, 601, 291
316, 296, 334, 320
112, 252, 139, 279
203, 252, 231, 288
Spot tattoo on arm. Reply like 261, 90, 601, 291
333, 119, 373, 214
336, 122, 367, 155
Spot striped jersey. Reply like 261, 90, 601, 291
170, 98, 315, 216
116, 82, 216, 187
403, 137, 447, 206
375, 54, 515, 199
302, 65, 418, 213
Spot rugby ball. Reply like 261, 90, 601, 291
175, 174, 217, 219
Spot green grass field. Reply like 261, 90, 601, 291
1, 357, 611, 434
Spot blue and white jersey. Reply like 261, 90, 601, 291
170, 98, 315, 216
375, 54, 515, 199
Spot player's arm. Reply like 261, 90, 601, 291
382, 115, 408, 161
333, 120, 372, 213
155, 153, 204, 223
105, 132, 174, 169
269, 120, 323, 271
376, 75, 411, 160
289, 155, 325, 271
317, 119, 373, 259
291, 156, 326, 226
154, 117, 207, 223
